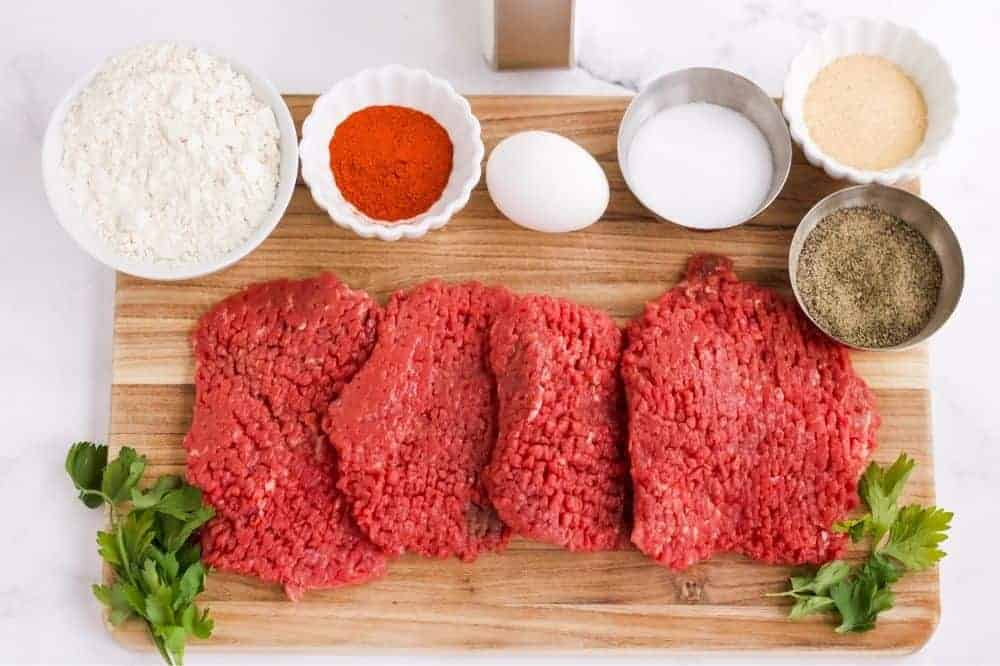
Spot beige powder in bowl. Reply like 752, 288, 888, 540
804, 55, 927, 171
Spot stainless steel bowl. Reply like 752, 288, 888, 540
789, 184, 964, 351
617, 67, 792, 230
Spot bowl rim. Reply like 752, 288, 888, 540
788, 183, 965, 351
41, 41, 299, 281
299, 64, 485, 242
781, 17, 959, 186
617, 66, 792, 232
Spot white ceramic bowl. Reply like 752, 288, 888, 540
783, 19, 957, 185
41, 43, 299, 281
300, 65, 484, 241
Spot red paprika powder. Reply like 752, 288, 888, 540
329, 105, 454, 222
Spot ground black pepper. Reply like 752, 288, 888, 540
796, 206, 942, 348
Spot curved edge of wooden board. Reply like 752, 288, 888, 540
106, 595, 939, 654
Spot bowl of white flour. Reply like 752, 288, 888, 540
42, 42, 298, 280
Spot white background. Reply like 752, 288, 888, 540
1, 1, 997, 664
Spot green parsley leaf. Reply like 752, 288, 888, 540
858, 551, 902, 587
158, 505, 215, 554
121, 509, 157, 567
101, 447, 147, 504
96, 530, 123, 568
92, 582, 135, 626
131, 475, 183, 509
789, 594, 836, 620
769, 560, 851, 599
858, 453, 916, 541
174, 562, 207, 610
149, 546, 180, 583
155, 486, 209, 521
175, 542, 201, 570
65, 442, 108, 508
832, 517, 869, 543
145, 585, 175, 626
768, 560, 853, 622
141, 558, 164, 595
800, 560, 852, 596
189, 606, 214, 640
120, 582, 147, 617
829, 571, 895, 633
881, 505, 953, 571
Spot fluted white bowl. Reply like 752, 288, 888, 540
300, 66, 484, 241
783, 19, 957, 185
42, 43, 299, 281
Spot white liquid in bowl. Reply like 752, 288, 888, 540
627, 102, 774, 230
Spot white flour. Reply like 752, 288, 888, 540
61, 42, 280, 265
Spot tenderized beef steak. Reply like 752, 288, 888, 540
184, 275, 387, 599
324, 280, 515, 560
622, 254, 879, 569
485, 294, 631, 551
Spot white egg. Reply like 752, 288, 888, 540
486, 131, 609, 233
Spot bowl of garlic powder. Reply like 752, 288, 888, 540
42, 42, 299, 280
783, 19, 957, 186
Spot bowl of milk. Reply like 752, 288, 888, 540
618, 67, 791, 231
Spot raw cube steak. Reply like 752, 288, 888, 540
622, 255, 879, 569
486, 294, 630, 551
184, 275, 387, 599
325, 280, 515, 560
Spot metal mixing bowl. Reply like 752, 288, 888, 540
617, 67, 792, 230
789, 184, 964, 351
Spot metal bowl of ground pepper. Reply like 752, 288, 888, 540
790, 184, 963, 351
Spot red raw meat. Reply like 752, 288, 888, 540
324, 280, 515, 560
622, 255, 879, 569
485, 295, 630, 551
184, 275, 387, 599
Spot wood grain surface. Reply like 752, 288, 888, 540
108, 95, 938, 653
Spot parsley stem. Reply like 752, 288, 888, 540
79, 487, 136, 585
149, 628, 176, 666
115, 523, 133, 584
78, 488, 114, 507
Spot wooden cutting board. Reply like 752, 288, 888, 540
108, 95, 938, 654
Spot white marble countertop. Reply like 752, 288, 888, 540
1, 1, 996, 664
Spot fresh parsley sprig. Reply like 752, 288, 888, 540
769, 453, 951, 633
836, 453, 916, 543
66, 442, 215, 665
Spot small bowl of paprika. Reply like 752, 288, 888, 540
300, 65, 484, 241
